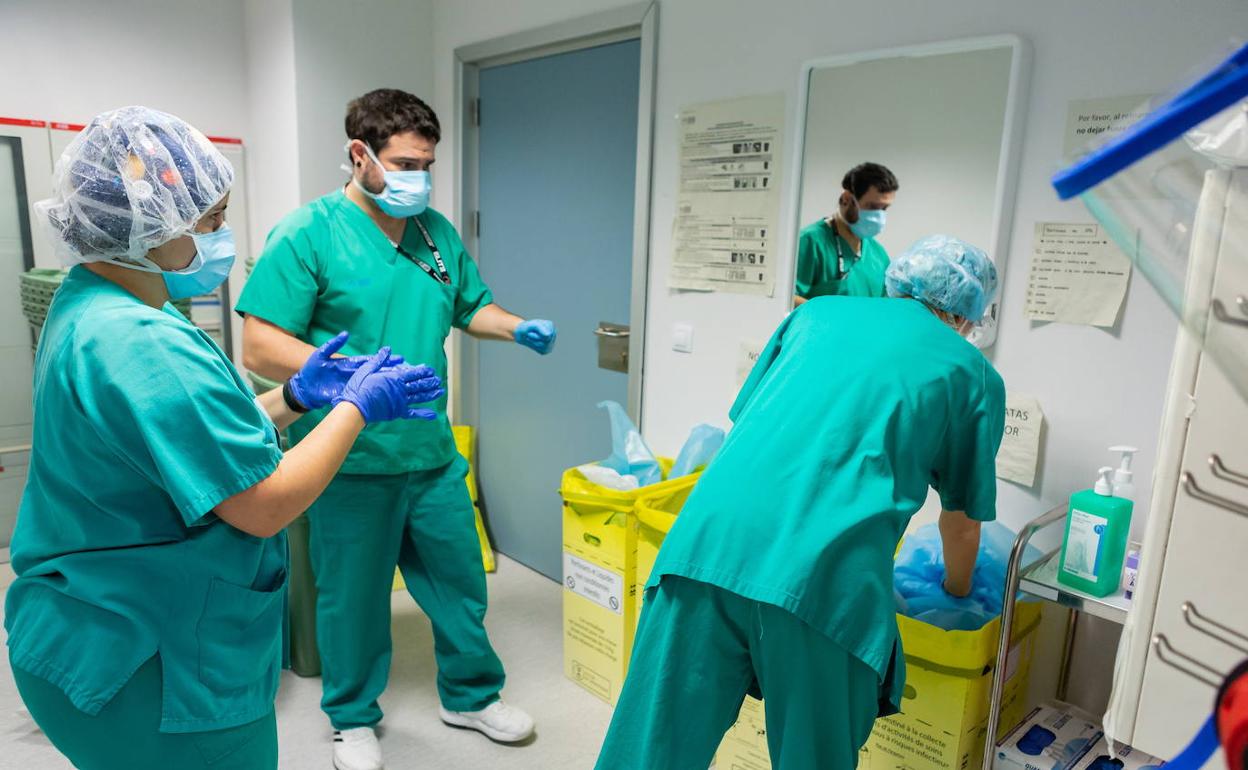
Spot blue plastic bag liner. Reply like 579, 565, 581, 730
894, 521, 1041, 631
669, 424, 726, 478
596, 401, 662, 487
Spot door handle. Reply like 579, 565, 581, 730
1211, 297, 1248, 328
594, 327, 630, 338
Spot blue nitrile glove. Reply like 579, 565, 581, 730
287, 331, 406, 410
333, 348, 445, 424
514, 319, 557, 355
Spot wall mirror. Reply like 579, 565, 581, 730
789, 36, 1029, 347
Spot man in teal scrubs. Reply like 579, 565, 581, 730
596, 235, 1005, 770
794, 162, 899, 305
238, 89, 551, 770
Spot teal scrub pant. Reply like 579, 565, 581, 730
308, 457, 505, 729
595, 577, 879, 770
12, 655, 277, 770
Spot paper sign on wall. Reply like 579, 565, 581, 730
669, 94, 785, 296
736, 339, 766, 388
997, 392, 1044, 488
1024, 222, 1131, 328
1064, 94, 1153, 156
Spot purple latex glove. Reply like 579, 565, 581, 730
333, 347, 444, 424
287, 331, 406, 410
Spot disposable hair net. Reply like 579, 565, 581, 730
885, 234, 999, 323
34, 106, 234, 268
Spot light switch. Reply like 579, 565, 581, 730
672, 323, 694, 353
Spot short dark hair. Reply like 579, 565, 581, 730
345, 89, 441, 152
842, 162, 899, 198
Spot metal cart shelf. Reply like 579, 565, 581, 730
982, 504, 1131, 769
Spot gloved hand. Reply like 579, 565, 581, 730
333, 347, 445, 424
287, 331, 406, 410
514, 319, 557, 355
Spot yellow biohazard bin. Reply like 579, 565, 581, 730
716, 602, 1043, 770
632, 476, 700, 631
560, 459, 697, 706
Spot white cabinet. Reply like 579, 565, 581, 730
1112, 168, 1248, 758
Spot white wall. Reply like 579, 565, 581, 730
0, 0, 249, 139
430, 0, 1248, 712
290, 0, 434, 203
244, 0, 302, 256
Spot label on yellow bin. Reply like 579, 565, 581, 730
564, 553, 624, 614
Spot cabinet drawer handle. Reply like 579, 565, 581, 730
1209, 454, 1248, 488
1152, 634, 1221, 688
1182, 471, 1248, 517
1182, 602, 1248, 654
1211, 297, 1248, 328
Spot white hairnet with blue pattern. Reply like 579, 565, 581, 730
34, 106, 234, 267
885, 235, 998, 322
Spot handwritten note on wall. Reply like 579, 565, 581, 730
1025, 222, 1131, 328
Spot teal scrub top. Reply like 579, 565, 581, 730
794, 219, 889, 300
4, 268, 287, 734
236, 192, 494, 475
648, 297, 1005, 708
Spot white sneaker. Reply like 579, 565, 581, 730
332, 727, 384, 770
439, 700, 535, 743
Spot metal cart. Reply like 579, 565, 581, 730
981, 504, 1132, 770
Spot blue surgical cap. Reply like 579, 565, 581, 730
34, 106, 234, 267
885, 235, 999, 322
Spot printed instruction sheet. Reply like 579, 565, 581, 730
1025, 222, 1131, 327
1064, 94, 1153, 157
997, 391, 1044, 488
669, 93, 785, 296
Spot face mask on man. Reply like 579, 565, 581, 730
849, 207, 886, 240
345, 141, 431, 218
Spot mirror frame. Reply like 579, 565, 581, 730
785, 35, 1031, 348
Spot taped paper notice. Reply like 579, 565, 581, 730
669, 94, 785, 296
1064, 94, 1152, 156
997, 391, 1044, 487
1025, 222, 1131, 328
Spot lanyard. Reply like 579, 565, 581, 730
827, 219, 852, 279
394, 217, 451, 285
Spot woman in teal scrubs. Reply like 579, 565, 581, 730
4, 107, 443, 770
595, 235, 1006, 770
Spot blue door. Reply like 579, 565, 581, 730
476, 39, 641, 579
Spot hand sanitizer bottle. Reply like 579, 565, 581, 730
1110, 445, 1138, 500
1058, 467, 1134, 597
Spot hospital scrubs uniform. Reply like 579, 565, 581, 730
236, 191, 504, 730
795, 219, 890, 299
596, 297, 1005, 770
5, 268, 286, 769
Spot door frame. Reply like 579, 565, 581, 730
452, 1, 658, 428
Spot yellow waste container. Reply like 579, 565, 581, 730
561, 460, 703, 706
716, 602, 1044, 770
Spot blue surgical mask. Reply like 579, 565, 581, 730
350, 142, 431, 218
849, 209, 886, 240
164, 224, 236, 300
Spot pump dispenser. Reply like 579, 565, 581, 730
1058, 466, 1135, 597
1109, 446, 1138, 500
